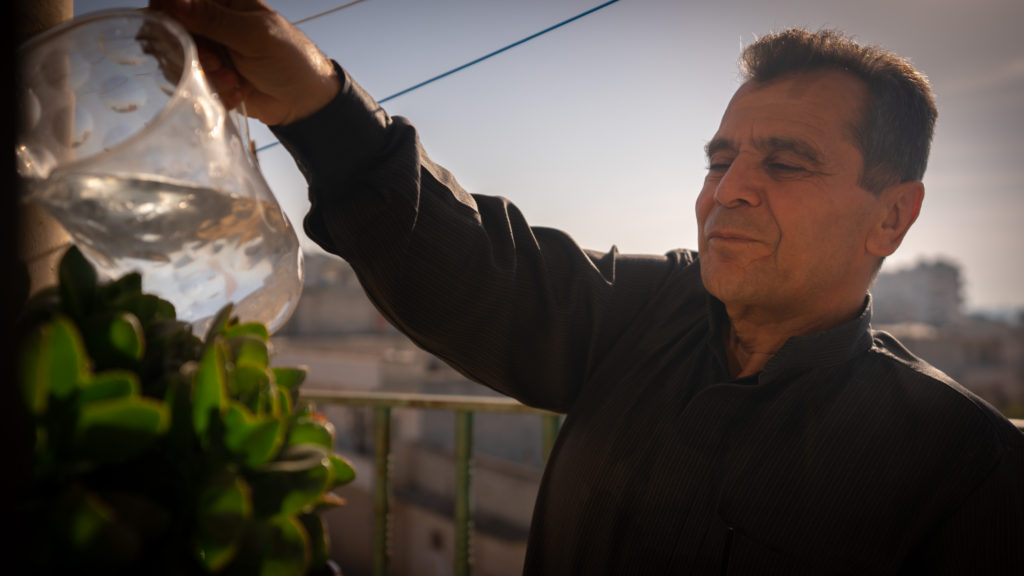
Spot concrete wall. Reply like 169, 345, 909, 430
16, 1, 75, 295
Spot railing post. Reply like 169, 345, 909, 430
454, 410, 474, 576
541, 413, 561, 463
373, 405, 392, 576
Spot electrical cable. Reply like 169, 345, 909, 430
255, 0, 620, 154
292, 0, 369, 25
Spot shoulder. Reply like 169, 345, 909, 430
575, 247, 700, 289
861, 329, 1023, 451
819, 330, 1024, 524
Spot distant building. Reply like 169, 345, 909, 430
872, 259, 964, 326
276, 251, 393, 336
876, 318, 1024, 413
871, 259, 1023, 416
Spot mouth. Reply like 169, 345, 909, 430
707, 230, 758, 243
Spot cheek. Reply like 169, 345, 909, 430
695, 183, 715, 225
694, 184, 715, 251
776, 207, 861, 270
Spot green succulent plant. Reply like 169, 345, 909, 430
17, 246, 354, 575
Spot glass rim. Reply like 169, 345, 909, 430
17, 8, 203, 180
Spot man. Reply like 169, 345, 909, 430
156, 1, 1023, 573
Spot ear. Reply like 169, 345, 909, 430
866, 181, 924, 258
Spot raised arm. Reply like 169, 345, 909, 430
153, 0, 686, 412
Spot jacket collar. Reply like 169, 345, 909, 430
706, 293, 874, 384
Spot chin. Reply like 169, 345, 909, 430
700, 266, 766, 306
699, 265, 734, 300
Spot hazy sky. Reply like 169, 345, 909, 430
74, 0, 1024, 310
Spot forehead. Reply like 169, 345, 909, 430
714, 70, 867, 155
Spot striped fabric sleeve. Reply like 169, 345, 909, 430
272, 63, 682, 411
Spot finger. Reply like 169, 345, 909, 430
218, 86, 246, 112
208, 71, 250, 113
196, 43, 224, 72
203, 66, 242, 96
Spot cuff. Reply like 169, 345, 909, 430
269, 61, 391, 187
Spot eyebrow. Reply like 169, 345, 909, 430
704, 136, 826, 168
755, 136, 826, 167
704, 137, 736, 159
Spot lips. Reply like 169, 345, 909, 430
706, 229, 758, 243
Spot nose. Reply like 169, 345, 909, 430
714, 156, 763, 208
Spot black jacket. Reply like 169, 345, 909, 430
272, 63, 1024, 575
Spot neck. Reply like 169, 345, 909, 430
722, 296, 865, 378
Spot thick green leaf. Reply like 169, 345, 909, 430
141, 320, 202, 397
259, 515, 311, 576
98, 271, 142, 303
242, 419, 285, 469
224, 402, 257, 451
74, 397, 170, 462
231, 362, 282, 416
58, 246, 97, 320
263, 380, 283, 418
271, 367, 306, 393
163, 378, 198, 454
205, 303, 236, 343
272, 366, 306, 410
306, 492, 347, 514
224, 402, 285, 468
78, 371, 140, 405
194, 338, 229, 436
288, 417, 334, 450
49, 317, 90, 400
298, 514, 330, 572
250, 445, 332, 517
328, 454, 357, 488
55, 487, 141, 568
196, 473, 253, 573
111, 293, 176, 327
18, 327, 50, 415
233, 364, 271, 411
232, 335, 270, 370
65, 488, 112, 550
276, 385, 292, 419
84, 311, 145, 366
107, 312, 145, 360
19, 317, 90, 410
224, 322, 269, 342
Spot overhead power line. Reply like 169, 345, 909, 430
376, 0, 620, 104
255, 0, 620, 154
292, 0, 369, 25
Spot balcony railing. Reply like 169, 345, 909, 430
299, 389, 562, 576
301, 388, 1024, 576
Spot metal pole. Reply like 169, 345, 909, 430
541, 413, 561, 463
373, 406, 392, 576
454, 411, 473, 576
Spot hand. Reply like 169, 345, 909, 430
149, 0, 341, 126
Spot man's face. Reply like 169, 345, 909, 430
696, 70, 885, 317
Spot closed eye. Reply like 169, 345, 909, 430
764, 160, 814, 179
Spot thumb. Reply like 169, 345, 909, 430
161, 0, 269, 53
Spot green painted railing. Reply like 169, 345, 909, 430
299, 389, 562, 576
